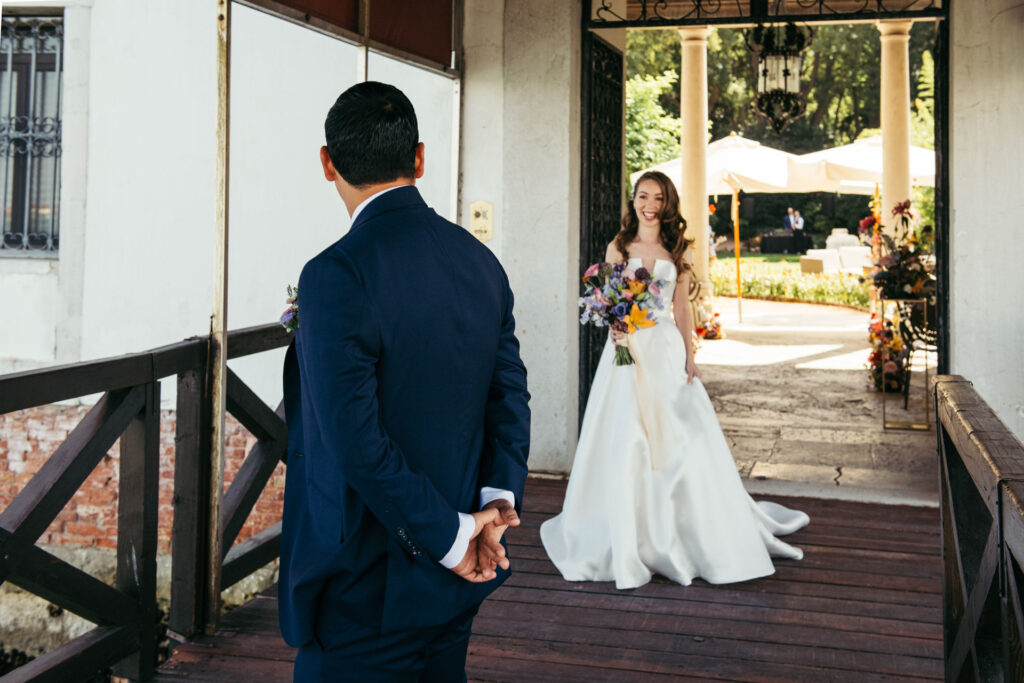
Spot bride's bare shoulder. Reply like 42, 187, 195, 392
604, 240, 626, 263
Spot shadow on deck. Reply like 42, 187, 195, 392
155, 477, 942, 682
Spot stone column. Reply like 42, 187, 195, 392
878, 20, 913, 228
678, 27, 712, 296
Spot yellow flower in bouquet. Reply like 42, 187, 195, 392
625, 303, 656, 334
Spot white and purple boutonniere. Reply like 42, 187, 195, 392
280, 285, 298, 332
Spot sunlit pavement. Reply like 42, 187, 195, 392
699, 297, 937, 507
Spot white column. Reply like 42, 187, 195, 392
878, 20, 913, 228
678, 27, 712, 296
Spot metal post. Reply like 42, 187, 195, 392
356, 0, 369, 82
207, 0, 231, 633
732, 189, 742, 323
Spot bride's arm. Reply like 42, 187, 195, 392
672, 253, 700, 383
604, 241, 625, 264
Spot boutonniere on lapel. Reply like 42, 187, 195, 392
280, 285, 298, 332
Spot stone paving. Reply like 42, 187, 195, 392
699, 297, 938, 507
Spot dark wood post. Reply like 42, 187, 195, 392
113, 381, 160, 680
169, 362, 211, 639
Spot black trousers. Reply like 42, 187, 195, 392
294, 602, 479, 682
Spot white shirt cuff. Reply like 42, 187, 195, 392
480, 487, 515, 510
439, 512, 476, 569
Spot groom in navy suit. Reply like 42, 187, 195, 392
279, 81, 531, 681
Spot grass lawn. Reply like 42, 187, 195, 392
710, 256, 870, 308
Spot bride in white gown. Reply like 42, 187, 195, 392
540, 171, 810, 590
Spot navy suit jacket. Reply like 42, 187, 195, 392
279, 186, 530, 646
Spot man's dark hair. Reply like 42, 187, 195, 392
324, 81, 419, 187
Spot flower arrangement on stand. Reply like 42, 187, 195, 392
868, 313, 908, 391
695, 301, 723, 340
865, 200, 936, 391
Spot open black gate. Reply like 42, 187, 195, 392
579, 31, 624, 428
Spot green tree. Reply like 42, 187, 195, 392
625, 22, 937, 242
911, 49, 935, 229
625, 71, 681, 178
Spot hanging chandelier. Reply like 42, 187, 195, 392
745, 23, 813, 134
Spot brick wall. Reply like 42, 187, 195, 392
0, 405, 286, 554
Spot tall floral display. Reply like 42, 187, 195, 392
866, 201, 936, 392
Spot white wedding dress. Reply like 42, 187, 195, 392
540, 258, 810, 589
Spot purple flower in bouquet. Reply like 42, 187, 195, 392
577, 261, 667, 366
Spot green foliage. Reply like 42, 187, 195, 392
626, 22, 937, 244
625, 29, 680, 116
711, 258, 871, 308
625, 71, 681, 178
911, 50, 935, 228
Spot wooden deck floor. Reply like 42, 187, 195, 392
155, 477, 943, 682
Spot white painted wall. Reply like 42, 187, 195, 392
462, 0, 582, 472
0, 259, 57, 366
368, 52, 456, 221
0, 1, 91, 373
460, 0, 504, 259
223, 4, 361, 405
79, 0, 215, 352
950, 0, 1024, 440
0, 1, 459, 409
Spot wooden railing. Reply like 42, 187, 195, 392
936, 375, 1024, 682
0, 323, 290, 681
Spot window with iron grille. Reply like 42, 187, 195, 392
1, 15, 63, 257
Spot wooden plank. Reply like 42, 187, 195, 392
113, 382, 160, 680
161, 632, 292, 663
1003, 481, 1024, 571
486, 583, 941, 642
935, 375, 1024, 514
170, 367, 211, 639
0, 625, 136, 683
496, 571, 942, 624
0, 339, 204, 413
1, 529, 137, 626
220, 423, 286, 552
153, 651, 294, 681
226, 323, 291, 360
471, 609, 942, 678
505, 554, 940, 596
0, 386, 146, 577
153, 488, 947, 682
225, 369, 287, 444
468, 654, 694, 682
222, 522, 281, 589
468, 634, 939, 683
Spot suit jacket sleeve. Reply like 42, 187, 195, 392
297, 254, 460, 564
479, 273, 531, 510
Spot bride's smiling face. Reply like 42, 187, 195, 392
633, 179, 664, 228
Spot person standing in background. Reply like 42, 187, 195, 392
792, 209, 805, 251
783, 207, 794, 231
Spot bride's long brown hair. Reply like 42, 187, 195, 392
614, 171, 693, 276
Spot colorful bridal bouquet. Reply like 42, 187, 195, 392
280, 285, 298, 332
579, 262, 666, 366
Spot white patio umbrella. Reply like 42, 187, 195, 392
789, 134, 936, 195
631, 132, 829, 194
631, 133, 832, 321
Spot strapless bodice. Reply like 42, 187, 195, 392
627, 257, 676, 316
